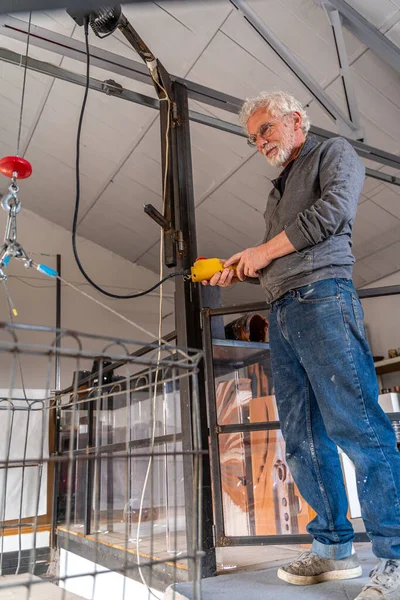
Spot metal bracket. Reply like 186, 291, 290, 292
101, 79, 123, 96
143, 205, 187, 259
143, 203, 170, 230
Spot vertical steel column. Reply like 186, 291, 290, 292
84, 401, 95, 536
168, 80, 216, 578
201, 309, 225, 544
50, 254, 61, 549
106, 394, 114, 532
158, 62, 176, 268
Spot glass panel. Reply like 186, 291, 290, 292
215, 366, 277, 425
218, 430, 367, 538
63, 365, 185, 559
218, 430, 311, 536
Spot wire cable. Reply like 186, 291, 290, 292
135, 62, 173, 600
17, 11, 32, 157
72, 17, 182, 300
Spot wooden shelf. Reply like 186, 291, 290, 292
374, 356, 400, 375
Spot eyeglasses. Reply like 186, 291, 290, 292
247, 113, 291, 147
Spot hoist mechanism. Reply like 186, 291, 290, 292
0, 156, 58, 283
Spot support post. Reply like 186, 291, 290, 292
50, 254, 61, 549
84, 401, 95, 536
166, 80, 217, 578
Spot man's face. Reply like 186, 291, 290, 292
247, 108, 296, 167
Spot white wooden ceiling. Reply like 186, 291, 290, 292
0, 0, 399, 306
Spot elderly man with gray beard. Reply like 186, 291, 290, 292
202, 90, 400, 599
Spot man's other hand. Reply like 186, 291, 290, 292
225, 246, 271, 281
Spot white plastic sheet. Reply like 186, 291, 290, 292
0, 390, 49, 521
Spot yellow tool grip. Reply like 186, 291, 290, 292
191, 258, 236, 282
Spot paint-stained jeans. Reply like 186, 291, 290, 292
268, 278, 400, 559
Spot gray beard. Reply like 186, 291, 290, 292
265, 145, 292, 167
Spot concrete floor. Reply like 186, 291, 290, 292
0, 575, 84, 600
166, 543, 376, 600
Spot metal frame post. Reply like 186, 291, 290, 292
84, 401, 95, 536
50, 254, 61, 549
201, 308, 225, 545
168, 80, 216, 578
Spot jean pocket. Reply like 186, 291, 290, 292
351, 293, 365, 336
296, 280, 340, 304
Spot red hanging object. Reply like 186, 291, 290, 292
0, 156, 32, 179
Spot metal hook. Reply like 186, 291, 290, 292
2, 181, 21, 214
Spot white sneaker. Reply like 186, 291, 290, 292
355, 559, 400, 599
277, 550, 362, 585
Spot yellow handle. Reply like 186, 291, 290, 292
191, 258, 236, 282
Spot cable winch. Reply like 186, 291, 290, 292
189, 257, 236, 282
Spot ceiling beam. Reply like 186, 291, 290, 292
0, 0, 181, 12
324, 6, 364, 138
1, 45, 399, 188
0, 15, 242, 115
229, 0, 361, 138
326, 0, 400, 74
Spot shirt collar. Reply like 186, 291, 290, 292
271, 135, 318, 188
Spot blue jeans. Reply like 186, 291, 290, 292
268, 278, 400, 559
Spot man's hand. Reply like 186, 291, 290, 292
225, 245, 272, 281
201, 267, 238, 288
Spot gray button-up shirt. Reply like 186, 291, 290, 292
258, 135, 365, 303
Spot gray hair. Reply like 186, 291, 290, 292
239, 90, 311, 136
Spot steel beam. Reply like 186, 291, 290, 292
0, 0, 190, 13
0, 15, 242, 115
1, 45, 399, 187
311, 125, 400, 172
325, 6, 364, 138
358, 285, 400, 299
229, 0, 360, 137
1, 15, 400, 173
327, 0, 400, 75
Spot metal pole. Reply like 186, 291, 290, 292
55, 254, 61, 388
170, 80, 216, 578
84, 401, 95, 536
50, 254, 61, 549
201, 309, 225, 545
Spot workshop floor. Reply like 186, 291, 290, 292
166, 543, 376, 600
0, 575, 85, 600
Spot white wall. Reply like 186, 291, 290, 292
1, 531, 49, 553
59, 549, 164, 600
362, 271, 400, 389
0, 207, 175, 389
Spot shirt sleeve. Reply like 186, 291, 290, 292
245, 276, 261, 285
285, 137, 365, 252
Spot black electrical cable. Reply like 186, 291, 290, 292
71, 17, 186, 299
